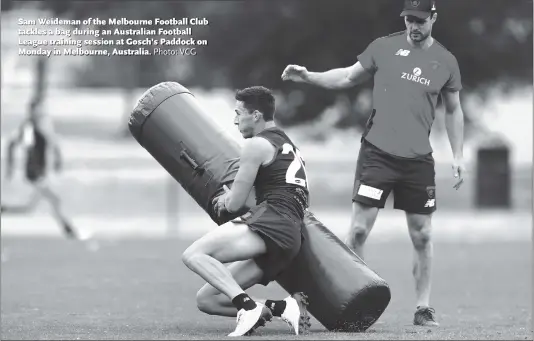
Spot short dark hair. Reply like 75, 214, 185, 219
235, 86, 275, 121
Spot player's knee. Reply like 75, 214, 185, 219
196, 288, 215, 314
181, 250, 192, 268
408, 215, 433, 250
349, 202, 377, 242
196, 286, 226, 315
181, 246, 203, 269
350, 222, 371, 243
411, 227, 432, 250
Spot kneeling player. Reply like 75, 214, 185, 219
182, 87, 311, 337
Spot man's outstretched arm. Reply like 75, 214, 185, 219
281, 61, 372, 90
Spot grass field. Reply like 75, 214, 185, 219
1, 234, 532, 340
1, 92, 532, 340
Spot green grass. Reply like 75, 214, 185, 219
1, 237, 531, 340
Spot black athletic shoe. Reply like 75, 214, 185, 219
414, 306, 439, 327
63, 224, 78, 239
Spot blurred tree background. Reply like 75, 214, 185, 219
2, 0, 532, 135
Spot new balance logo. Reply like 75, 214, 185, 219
424, 199, 435, 208
395, 49, 410, 56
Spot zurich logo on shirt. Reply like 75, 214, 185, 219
401, 67, 430, 86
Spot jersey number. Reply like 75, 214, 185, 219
282, 143, 308, 188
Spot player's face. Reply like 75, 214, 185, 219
234, 101, 256, 139
405, 14, 435, 42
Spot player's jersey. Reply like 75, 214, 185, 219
20, 120, 48, 179
254, 127, 309, 219
358, 31, 462, 158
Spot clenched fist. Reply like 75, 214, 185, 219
281, 64, 309, 82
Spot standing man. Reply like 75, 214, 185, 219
182, 86, 311, 337
281, 0, 465, 327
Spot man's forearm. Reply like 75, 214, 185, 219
224, 193, 244, 213
306, 68, 353, 89
445, 107, 464, 159
224, 180, 253, 213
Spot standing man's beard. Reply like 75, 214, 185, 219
410, 30, 428, 42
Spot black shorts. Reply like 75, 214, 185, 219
241, 201, 303, 286
352, 140, 437, 214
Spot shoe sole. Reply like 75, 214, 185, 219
292, 292, 311, 334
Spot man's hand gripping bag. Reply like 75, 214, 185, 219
128, 82, 391, 332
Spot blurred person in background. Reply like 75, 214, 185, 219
281, 0, 466, 327
1, 100, 84, 241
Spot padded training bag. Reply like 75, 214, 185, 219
128, 82, 252, 225
128, 82, 391, 332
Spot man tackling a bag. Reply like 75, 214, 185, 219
181, 86, 311, 337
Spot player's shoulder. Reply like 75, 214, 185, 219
366, 31, 406, 54
242, 136, 275, 162
384, 30, 406, 40
247, 136, 273, 148
256, 127, 289, 145
432, 39, 460, 66
371, 30, 405, 45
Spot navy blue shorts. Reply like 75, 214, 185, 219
241, 201, 303, 286
353, 140, 437, 214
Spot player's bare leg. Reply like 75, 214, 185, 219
183, 223, 268, 299
182, 223, 271, 336
183, 224, 310, 336
36, 183, 80, 240
196, 259, 310, 335
345, 201, 379, 260
196, 259, 274, 335
406, 212, 439, 326
196, 259, 265, 316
